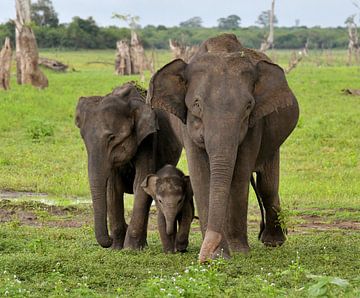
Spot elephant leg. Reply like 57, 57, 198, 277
175, 203, 193, 252
124, 140, 154, 250
225, 147, 255, 254
107, 170, 128, 249
183, 133, 230, 259
256, 149, 286, 246
157, 212, 176, 253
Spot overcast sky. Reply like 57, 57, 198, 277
1, 0, 358, 27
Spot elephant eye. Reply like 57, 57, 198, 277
158, 199, 162, 204
192, 98, 202, 117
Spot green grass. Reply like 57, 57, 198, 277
0, 49, 360, 297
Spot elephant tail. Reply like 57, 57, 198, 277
250, 174, 265, 239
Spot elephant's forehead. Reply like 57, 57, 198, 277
189, 52, 254, 75
156, 178, 183, 195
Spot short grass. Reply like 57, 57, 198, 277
0, 49, 359, 297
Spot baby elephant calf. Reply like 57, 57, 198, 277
141, 165, 194, 253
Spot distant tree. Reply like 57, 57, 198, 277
67, 17, 101, 48
31, 0, 59, 27
179, 17, 203, 28
256, 10, 278, 27
112, 13, 141, 30
156, 25, 167, 31
217, 15, 241, 29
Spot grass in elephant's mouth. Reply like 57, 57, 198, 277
0, 49, 359, 296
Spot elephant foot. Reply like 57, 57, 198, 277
260, 225, 286, 247
176, 240, 189, 253
123, 233, 147, 250
228, 240, 250, 254
199, 229, 223, 263
111, 240, 124, 250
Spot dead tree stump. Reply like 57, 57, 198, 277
169, 39, 198, 62
260, 0, 275, 52
347, 20, 359, 65
115, 40, 131, 75
0, 37, 12, 90
15, 0, 48, 89
115, 31, 149, 81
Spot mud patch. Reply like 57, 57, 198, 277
0, 199, 91, 228
0, 190, 47, 199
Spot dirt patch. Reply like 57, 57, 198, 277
0, 190, 48, 199
0, 199, 91, 228
0, 195, 359, 232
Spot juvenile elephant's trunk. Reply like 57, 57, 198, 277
164, 211, 177, 235
88, 156, 112, 248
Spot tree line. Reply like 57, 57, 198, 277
0, 0, 350, 50
0, 20, 349, 50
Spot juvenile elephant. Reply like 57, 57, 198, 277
75, 83, 182, 249
147, 34, 299, 262
141, 164, 194, 253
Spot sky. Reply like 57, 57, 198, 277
0, 0, 358, 28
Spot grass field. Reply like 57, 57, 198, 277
0, 49, 359, 297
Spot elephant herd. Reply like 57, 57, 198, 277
75, 34, 299, 263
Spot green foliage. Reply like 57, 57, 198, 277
179, 17, 203, 28
217, 15, 241, 29
31, 0, 59, 27
141, 260, 227, 297
0, 24, 350, 50
27, 119, 54, 142
256, 10, 279, 27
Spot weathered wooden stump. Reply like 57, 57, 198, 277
0, 37, 12, 90
15, 0, 48, 89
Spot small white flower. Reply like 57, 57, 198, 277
271, 283, 275, 286
184, 269, 189, 273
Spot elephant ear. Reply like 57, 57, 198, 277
249, 61, 297, 127
131, 99, 159, 145
141, 174, 159, 198
75, 96, 103, 128
147, 59, 188, 123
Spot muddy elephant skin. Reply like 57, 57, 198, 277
75, 83, 182, 250
147, 34, 299, 262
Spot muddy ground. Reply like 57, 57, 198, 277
0, 190, 359, 233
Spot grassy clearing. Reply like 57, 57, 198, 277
0, 49, 359, 296
0, 202, 359, 297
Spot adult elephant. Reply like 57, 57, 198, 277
75, 83, 182, 249
147, 34, 299, 262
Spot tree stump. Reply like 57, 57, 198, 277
169, 39, 198, 62
15, 0, 48, 89
0, 37, 12, 90
260, 0, 275, 52
115, 31, 149, 81
130, 31, 146, 79
115, 40, 131, 75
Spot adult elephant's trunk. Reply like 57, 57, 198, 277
199, 121, 239, 262
88, 155, 112, 248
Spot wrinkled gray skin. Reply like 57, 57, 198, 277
141, 164, 194, 253
75, 83, 182, 249
147, 34, 299, 262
